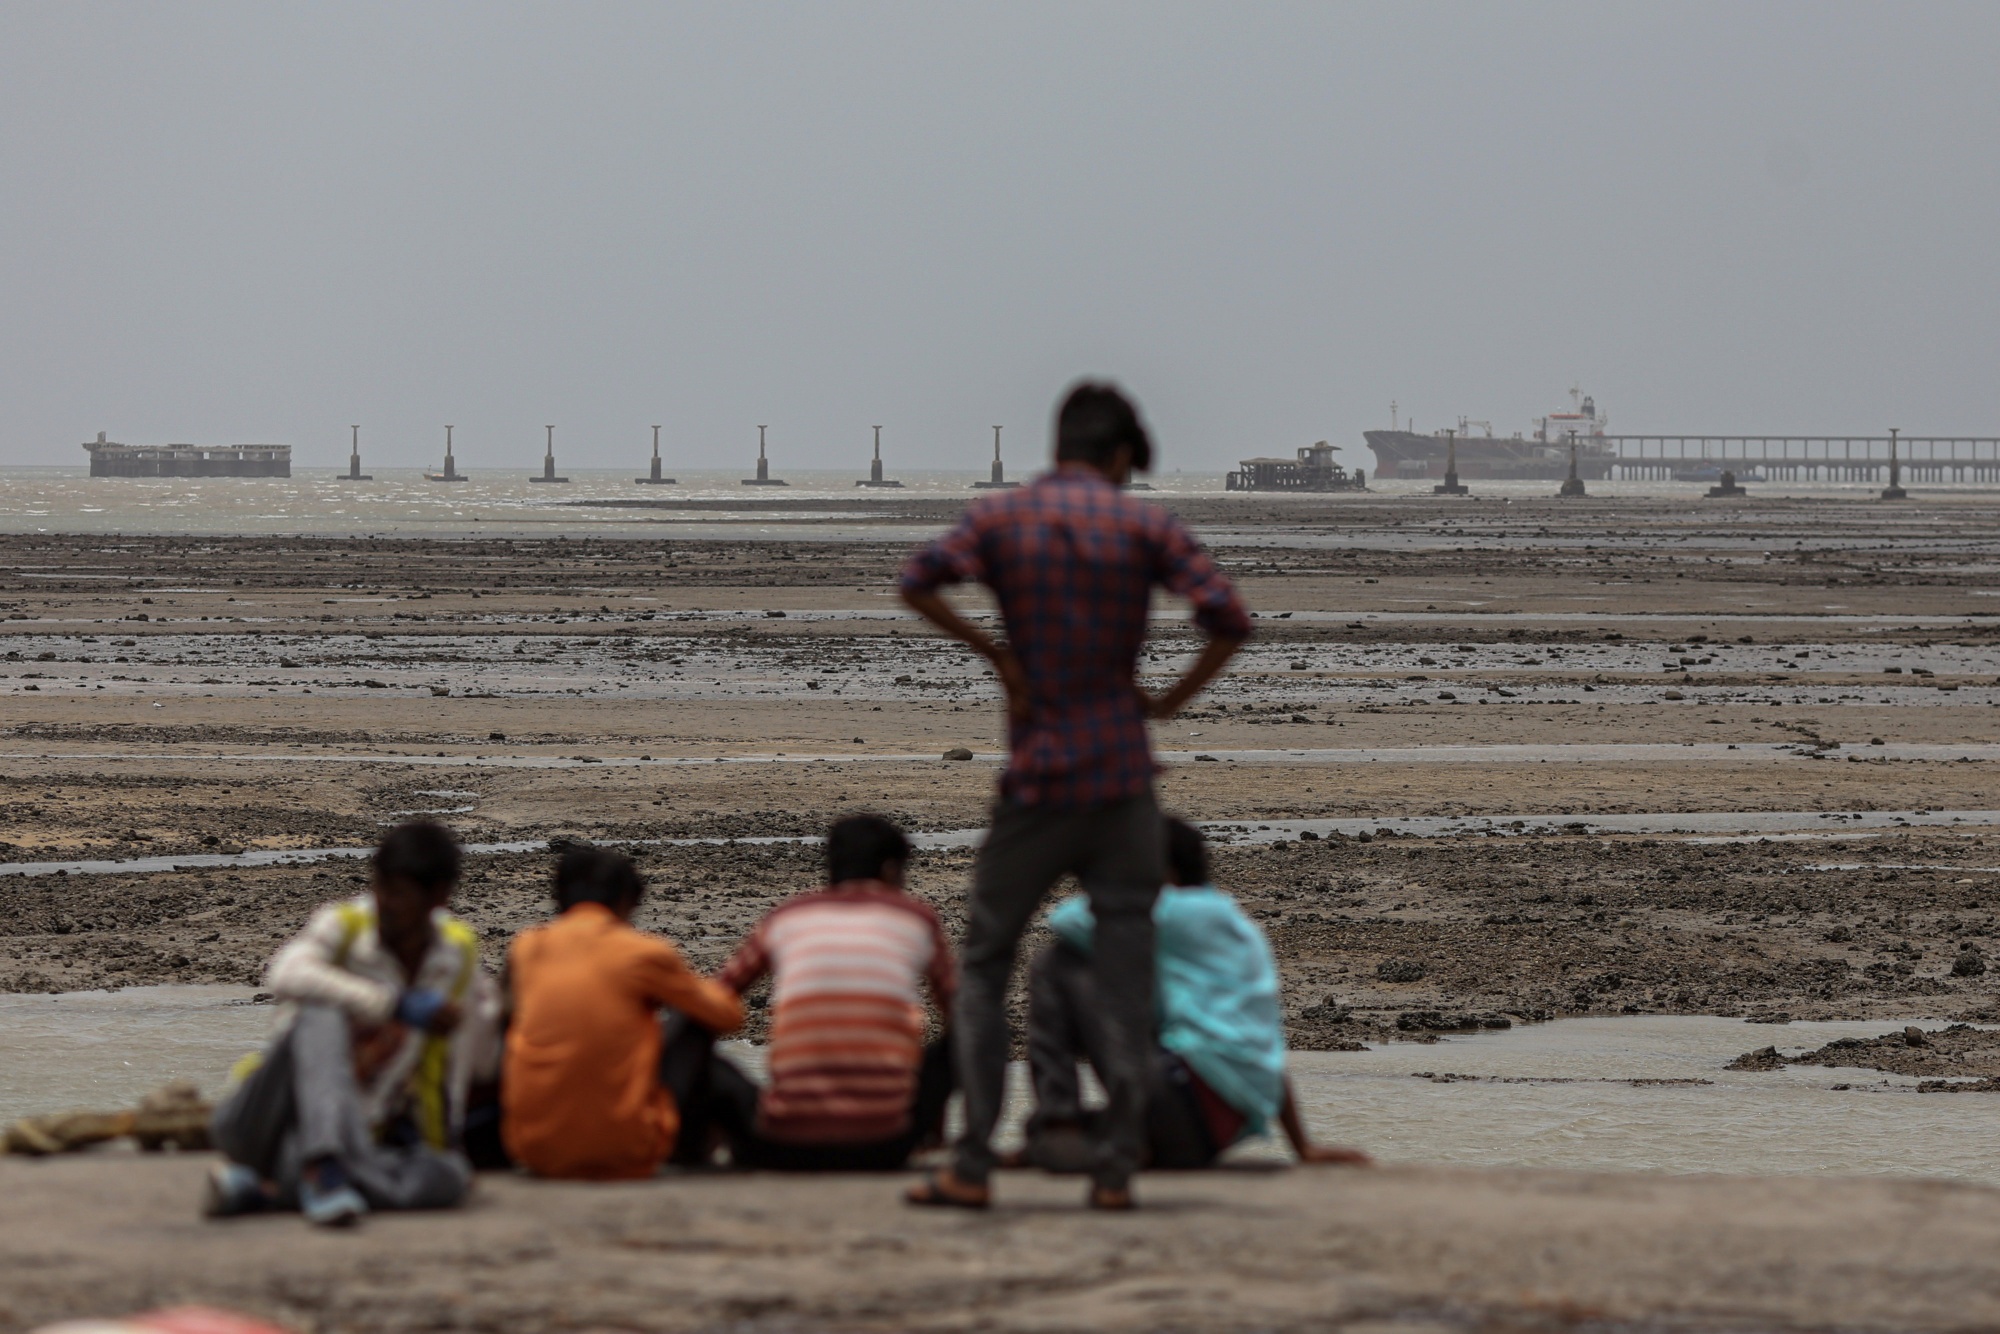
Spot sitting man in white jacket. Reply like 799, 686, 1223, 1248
205, 820, 499, 1226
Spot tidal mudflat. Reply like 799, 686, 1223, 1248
5, 493, 2000, 1032
8, 490, 2000, 1333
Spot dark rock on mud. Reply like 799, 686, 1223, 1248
1733, 1023, 2000, 1081
1396, 1011, 1512, 1033
1727, 1046, 1787, 1072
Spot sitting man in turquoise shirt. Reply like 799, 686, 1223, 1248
1021, 817, 1370, 1171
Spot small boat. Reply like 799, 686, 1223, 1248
1672, 464, 1764, 484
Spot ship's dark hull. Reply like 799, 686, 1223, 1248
88, 456, 290, 477
1364, 430, 1614, 481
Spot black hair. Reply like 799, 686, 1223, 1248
553, 844, 645, 910
1164, 817, 1208, 887
1054, 381, 1154, 473
372, 820, 462, 897
827, 815, 910, 885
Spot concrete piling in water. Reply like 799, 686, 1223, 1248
636, 425, 676, 484
1559, 436, 1587, 497
1881, 428, 1908, 500
341, 425, 372, 482
532, 425, 570, 483
743, 425, 788, 486
857, 425, 904, 488
1433, 430, 1469, 495
972, 425, 1019, 489
425, 426, 467, 482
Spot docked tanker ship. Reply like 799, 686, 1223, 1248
1364, 389, 1616, 481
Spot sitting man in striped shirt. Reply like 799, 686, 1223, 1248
688, 815, 957, 1171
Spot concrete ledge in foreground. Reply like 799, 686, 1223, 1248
2, 1156, 1997, 1332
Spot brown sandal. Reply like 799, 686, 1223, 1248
1087, 1184, 1135, 1211
905, 1170, 991, 1210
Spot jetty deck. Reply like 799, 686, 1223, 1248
1605, 434, 2000, 483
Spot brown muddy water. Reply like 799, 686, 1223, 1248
8, 989, 1997, 1184
0, 985, 269, 1120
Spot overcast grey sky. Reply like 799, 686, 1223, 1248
3, 2, 1995, 471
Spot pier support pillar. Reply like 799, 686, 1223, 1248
1433, 430, 1469, 495
1558, 436, 1587, 497
1881, 428, 1907, 500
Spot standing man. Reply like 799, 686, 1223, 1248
899, 382, 1251, 1210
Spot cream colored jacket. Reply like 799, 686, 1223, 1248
264, 895, 501, 1143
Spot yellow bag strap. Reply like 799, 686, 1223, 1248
438, 917, 479, 1002
331, 901, 371, 969
410, 917, 481, 1149
333, 901, 474, 999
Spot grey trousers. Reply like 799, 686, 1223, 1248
1026, 941, 1218, 1171
951, 792, 1164, 1190
208, 1003, 469, 1212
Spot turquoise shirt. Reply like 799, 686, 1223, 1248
1045, 885, 1285, 1137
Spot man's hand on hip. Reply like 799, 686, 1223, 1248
1142, 635, 1246, 719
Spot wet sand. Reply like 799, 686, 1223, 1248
5, 494, 2000, 1032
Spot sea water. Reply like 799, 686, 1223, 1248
0, 466, 1979, 541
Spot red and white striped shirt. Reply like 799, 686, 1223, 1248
717, 882, 956, 1145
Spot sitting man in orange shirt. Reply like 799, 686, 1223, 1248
502, 845, 744, 1179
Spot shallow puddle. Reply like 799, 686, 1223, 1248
1276, 1016, 2000, 1182
4, 807, 1997, 879
0, 986, 271, 1121
4, 807, 1996, 878
6, 991, 1997, 1186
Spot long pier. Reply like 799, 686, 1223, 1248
1605, 436, 2000, 483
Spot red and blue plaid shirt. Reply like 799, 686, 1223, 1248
900, 465, 1252, 807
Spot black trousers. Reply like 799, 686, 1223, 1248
952, 793, 1165, 1190
662, 1014, 954, 1171
1025, 940, 1219, 1171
